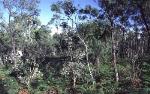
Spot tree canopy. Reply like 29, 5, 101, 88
0, 0, 150, 94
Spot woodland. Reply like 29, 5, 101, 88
0, 0, 150, 94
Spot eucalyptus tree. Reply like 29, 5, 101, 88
0, 0, 42, 89
50, 0, 97, 87
77, 21, 112, 68
2, 0, 40, 68
96, 0, 150, 91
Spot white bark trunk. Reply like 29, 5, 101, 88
112, 31, 119, 82
77, 35, 96, 85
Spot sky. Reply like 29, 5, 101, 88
0, 0, 98, 24
38, 0, 98, 25
0, 0, 98, 34
37, 0, 98, 35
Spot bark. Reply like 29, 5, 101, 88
77, 35, 96, 85
68, 15, 96, 86
96, 55, 100, 72
138, 4, 150, 53
112, 30, 119, 82
27, 63, 37, 87
73, 75, 76, 88
12, 35, 17, 68
102, 0, 119, 82
108, 17, 119, 83
8, 10, 17, 68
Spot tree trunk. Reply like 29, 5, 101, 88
138, 4, 150, 53
8, 11, 17, 68
112, 30, 119, 82
85, 43, 96, 86
71, 16, 96, 86
108, 16, 119, 83
73, 75, 76, 88
77, 34, 96, 86
96, 55, 100, 72
12, 36, 17, 68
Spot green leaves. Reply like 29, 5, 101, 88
51, 0, 77, 16
51, 3, 61, 13
79, 5, 99, 18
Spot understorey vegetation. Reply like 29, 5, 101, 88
0, 0, 150, 94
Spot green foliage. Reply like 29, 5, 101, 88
97, 63, 117, 94
0, 67, 20, 94
0, 0, 150, 94
142, 60, 150, 92
4, 77, 20, 94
